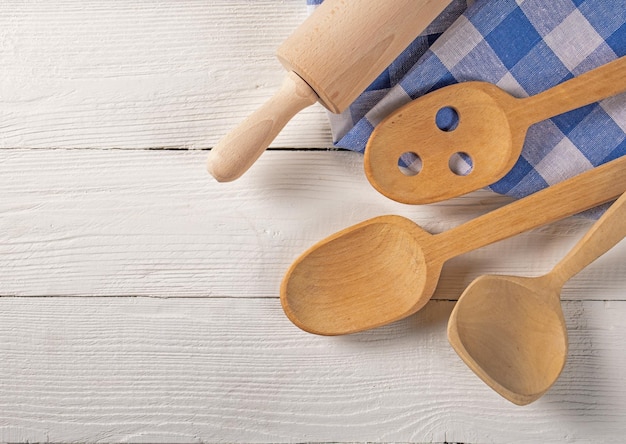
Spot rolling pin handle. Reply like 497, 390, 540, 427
207, 71, 318, 182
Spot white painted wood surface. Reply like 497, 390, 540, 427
0, 0, 331, 149
1, 298, 625, 443
1, 1, 625, 443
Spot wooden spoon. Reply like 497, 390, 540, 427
364, 56, 626, 204
281, 155, 626, 335
448, 191, 626, 406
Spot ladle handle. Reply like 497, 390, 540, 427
550, 191, 626, 287
436, 156, 626, 260
206, 72, 318, 182
518, 55, 626, 125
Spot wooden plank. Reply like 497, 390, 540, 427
1, 149, 624, 299
0, 297, 624, 443
0, 0, 332, 149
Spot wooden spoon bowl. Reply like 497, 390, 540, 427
448, 191, 626, 405
281, 216, 438, 335
448, 275, 568, 405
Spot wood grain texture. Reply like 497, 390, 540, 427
2, 1, 626, 442
0, 297, 625, 443
276, 0, 452, 112
1, 149, 625, 300
0, 0, 332, 149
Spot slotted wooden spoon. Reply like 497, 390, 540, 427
448, 191, 626, 405
281, 155, 626, 335
364, 55, 626, 204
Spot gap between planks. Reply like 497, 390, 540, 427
1, 149, 624, 300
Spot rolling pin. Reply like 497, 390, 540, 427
207, 0, 452, 182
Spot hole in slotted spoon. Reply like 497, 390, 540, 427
398, 152, 422, 176
436, 106, 459, 132
449, 151, 473, 176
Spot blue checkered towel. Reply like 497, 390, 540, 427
307, 0, 626, 203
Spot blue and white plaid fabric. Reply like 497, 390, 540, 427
307, 0, 626, 203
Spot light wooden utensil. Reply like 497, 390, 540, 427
448, 191, 626, 406
364, 55, 626, 204
206, 0, 452, 182
281, 155, 626, 335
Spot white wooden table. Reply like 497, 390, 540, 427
1, 1, 625, 442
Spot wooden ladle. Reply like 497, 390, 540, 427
364, 56, 626, 204
448, 191, 626, 406
281, 156, 626, 335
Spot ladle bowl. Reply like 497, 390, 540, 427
448, 275, 568, 405
448, 190, 626, 405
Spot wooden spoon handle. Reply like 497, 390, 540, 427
550, 191, 626, 286
518, 56, 626, 125
206, 72, 318, 182
436, 156, 626, 260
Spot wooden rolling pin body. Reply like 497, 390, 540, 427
207, 0, 452, 182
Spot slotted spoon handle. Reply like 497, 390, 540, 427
436, 156, 626, 260
549, 191, 626, 286
518, 55, 626, 125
